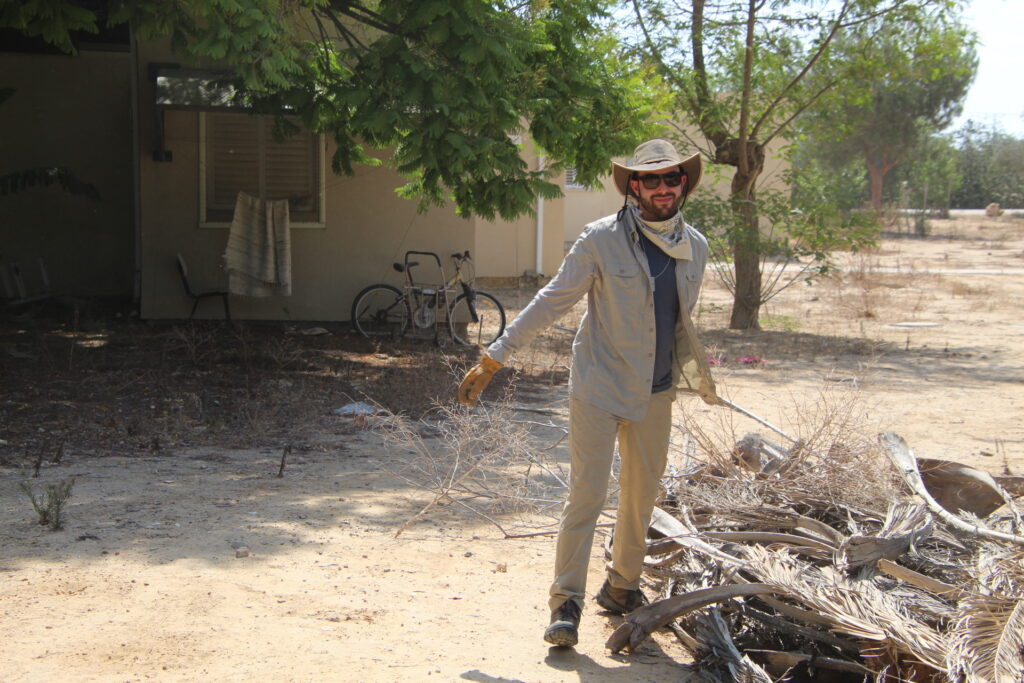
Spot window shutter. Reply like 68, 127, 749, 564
202, 113, 322, 224
264, 126, 318, 217
208, 114, 259, 211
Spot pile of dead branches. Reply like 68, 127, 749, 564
375, 386, 571, 538
615, 431, 1024, 682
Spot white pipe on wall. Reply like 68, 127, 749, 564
535, 155, 545, 276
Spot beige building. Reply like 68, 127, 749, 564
1, 32, 790, 318
0, 34, 569, 320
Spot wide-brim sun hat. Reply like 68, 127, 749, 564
612, 138, 702, 197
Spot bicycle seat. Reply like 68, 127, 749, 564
393, 262, 419, 273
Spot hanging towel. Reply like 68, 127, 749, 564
224, 191, 292, 297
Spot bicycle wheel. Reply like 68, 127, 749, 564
351, 284, 410, 338
449, 290, 506, 346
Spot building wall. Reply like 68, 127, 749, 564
473, 198, 566, 280
0, 50, 134, 298
472, 145, 566, 280
135, 42, 474, 321
562, 172, 626, 249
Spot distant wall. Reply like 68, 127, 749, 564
0, 50, 134, 298
472, 142, 566, 279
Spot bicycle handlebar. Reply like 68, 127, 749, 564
404, 251, 443, 268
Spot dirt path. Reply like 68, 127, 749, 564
2, 215, 1023, 681
1, 433, 693, 682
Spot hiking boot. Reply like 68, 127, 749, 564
595, 580, 648, 615
543, 599, 582, 647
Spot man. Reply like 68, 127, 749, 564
458, 139, 718, 647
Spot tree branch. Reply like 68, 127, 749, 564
761, 78, 838, 147
323, 1, 400, 35
630, 0, 690, 97
737, 0, 759, 177
751, 0, 852, 139
690, 0, 728, 147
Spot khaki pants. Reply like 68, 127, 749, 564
548, 390, 675, 611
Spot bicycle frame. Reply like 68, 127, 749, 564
351, 249, 504, 345
394, 251, 463, 341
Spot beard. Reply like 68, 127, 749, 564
636, 191, 683, 221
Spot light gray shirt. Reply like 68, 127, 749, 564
487, 211, 714, 422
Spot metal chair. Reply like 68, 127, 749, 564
176, 253, 231, 320
2, 258, 51, 306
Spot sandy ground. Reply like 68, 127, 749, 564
2, 215, 1023, 682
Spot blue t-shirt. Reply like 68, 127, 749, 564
638, 231, 678, 393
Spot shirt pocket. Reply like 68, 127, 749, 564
607, 260, 640, 278
683, 270, 701, 308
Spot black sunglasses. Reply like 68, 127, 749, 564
634, 171, 685, 190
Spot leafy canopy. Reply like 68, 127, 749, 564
801, 12, 977, 208
3, 0, 654, 219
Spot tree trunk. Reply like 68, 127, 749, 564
867, 162, 885, 211
729, 168, 762, 330
729, 194, 761, 331
864, 148, 898, 212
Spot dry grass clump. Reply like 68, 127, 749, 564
676, 384, 899, 512
375, 372, 570, 537
949, 279, 993, 297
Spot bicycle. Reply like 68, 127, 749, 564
350, 250, 507, 347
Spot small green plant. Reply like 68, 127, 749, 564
760, 314, 801, 332
19, 478, 75, 530
699, 302, 726, 315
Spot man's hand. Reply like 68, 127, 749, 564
697, 376, 720, 405
458, 355, 503, 406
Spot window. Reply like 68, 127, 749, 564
199, 113, 325, 227
565, 166, 587, 190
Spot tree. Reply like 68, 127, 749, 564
625, 0, 962, 329
805, 16, 976, 211
1, 0, 653, 220
951, 122, 1024, 209
888, 133, 959, 223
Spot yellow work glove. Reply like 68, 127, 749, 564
458, 355, 503, 406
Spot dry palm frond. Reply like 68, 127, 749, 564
877, 558, 963, 600
837, 502, 933, 570
880, 432, 1024, 546
974, 546, 1024, 597
724, 506, 847, 546
606, 583, 781, 654
738, 545, 949, 673
949, 594, 1024, 682
690, 608, 773, 683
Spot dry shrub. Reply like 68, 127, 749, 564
375, 371, 570, 537
500, 294, 582, 384
949, 279, 992, 298
673, 380, 900, 512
